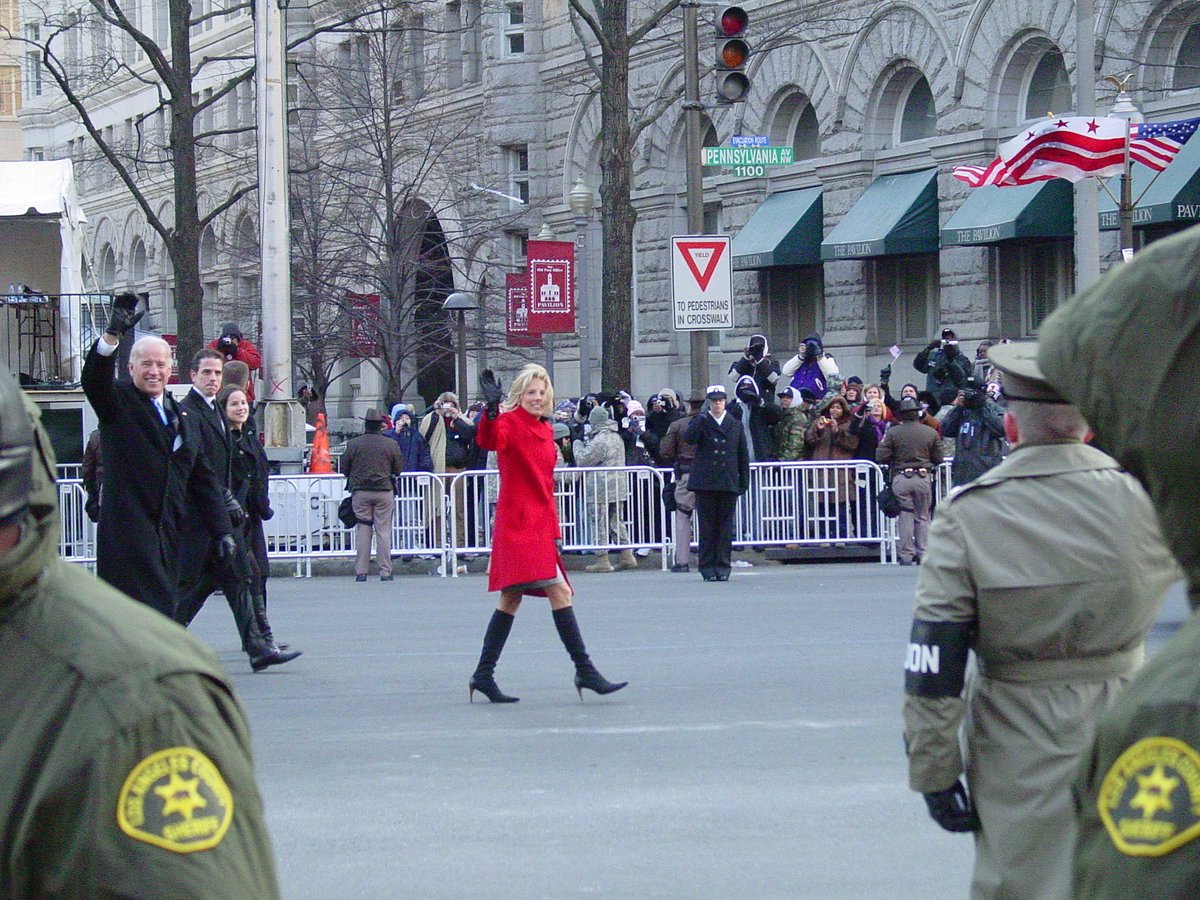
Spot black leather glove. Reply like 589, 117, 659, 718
258, 503, 274, 521
105, 292, 144, 338
923, 780, 981, 833
568, 421, 586, 443
926, 340, 942, 352
730, 357, 754, 377
880, 365, 892, 384
223, 489, 246, 527
479, 369, 503, 419
216, 533, 238, 565
84, 490, 101, 524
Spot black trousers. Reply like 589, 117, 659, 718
694, 490, 739, 578
174, 532, 264, 653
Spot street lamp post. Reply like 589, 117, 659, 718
1108, 76, 1145, 258
442, 291, 479, 402
568, 177, 595, 395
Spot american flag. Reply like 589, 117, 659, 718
1129, 117, 1200, 170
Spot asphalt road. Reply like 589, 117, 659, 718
190, 562, 1191, 899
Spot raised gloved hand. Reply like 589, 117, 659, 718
923, 780, 981, 833
105, 292, 145, 338
478, 369, 504, 418
926, 339, 942, 352
216, 533, 238, 565
880, 365, 892, 384
222, 489, 246, 527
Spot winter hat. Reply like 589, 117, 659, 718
220, 321, 243, 340
626, 399, 645, 417
845, 375, 864, 386
658, 388, 680, 408
777, 386, 796, 400
798, 387, 817, 403
747, 334, 769, 359
588, 404, 610, 428
552, 422, 571, 441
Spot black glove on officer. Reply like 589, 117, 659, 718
923, 780, 981, 833
105, 292, 145, 338
478, 369, 504, 419
215, 533, 238, 565
222, 489, 246, 528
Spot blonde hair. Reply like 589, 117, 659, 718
502, 364, 554, 416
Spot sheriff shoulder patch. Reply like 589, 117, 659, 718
117, 747, 234, 853
1098, 737, 1200, 857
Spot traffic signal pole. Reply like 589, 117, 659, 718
682, 0, 709, 398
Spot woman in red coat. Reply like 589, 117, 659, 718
468, 364, 628, 704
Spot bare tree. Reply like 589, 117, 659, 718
287, 7, 529, 408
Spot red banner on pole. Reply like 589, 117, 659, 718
525, 239, 576, 334
347, 292, 381, 358
505, 273, 542, 347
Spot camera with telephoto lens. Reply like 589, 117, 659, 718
217, 335, 237, 354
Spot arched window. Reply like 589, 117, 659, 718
99, 244, 117, 289
769, 93, 821, 161
1176, 23, 1200, 90
899, 76, 936, 142
1025, 48, 1071, 120
200, 225, 218, 272
130, 238, 147, 286
869, 66, 936, 148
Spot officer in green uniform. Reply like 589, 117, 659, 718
1038, 225, 1200, 897
0, 367, 280, 899
902, 341, 1178, 899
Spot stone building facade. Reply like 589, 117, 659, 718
17, 0, 1200, 408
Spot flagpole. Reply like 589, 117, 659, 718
1107, 76, 1144, 258
1074, 0, 1101, 290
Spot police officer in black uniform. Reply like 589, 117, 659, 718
682, 384, 749, 582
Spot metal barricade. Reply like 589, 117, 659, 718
733, 461, 891, 562
57, 478, 97, 568
444, 466, 670, 577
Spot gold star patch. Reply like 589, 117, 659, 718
1099, 737, 1200, 857
117, 747, 234, 853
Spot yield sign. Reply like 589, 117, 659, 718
676, 240, 727, 290
670, 234, 733, 331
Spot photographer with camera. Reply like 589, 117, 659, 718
207, 322, 262, 402
728, 334, 780, 399
940, 376, 1006, 486
643, 389, 683, 465
780, 332, 838, 398
913, 327, 972, 406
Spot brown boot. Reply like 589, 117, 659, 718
585, 553, 615, 573
617, 549, 639, 570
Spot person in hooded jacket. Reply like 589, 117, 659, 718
572, 403, 638, 573
386, 405, 434, 473
772, 387, 811, 462
728, 334, 781, 398
781, 333, 838, 397
730, 374, 783, 463
642, 389, 684, 465
941, 377, 1006, 487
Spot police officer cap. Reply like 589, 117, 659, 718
705, 384, 727, 400
0, 368, 34, 525
987, 340, 1068, 404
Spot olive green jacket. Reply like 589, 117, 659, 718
0, 393, 279, 899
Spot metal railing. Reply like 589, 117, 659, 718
57, 460, 964, 574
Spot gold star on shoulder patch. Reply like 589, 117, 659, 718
1099, 737, 1200, 857
117, 747, 234, 853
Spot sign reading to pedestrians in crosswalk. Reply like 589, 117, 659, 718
671, 235, 733, 331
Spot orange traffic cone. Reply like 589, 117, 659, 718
308, 412, 333, 474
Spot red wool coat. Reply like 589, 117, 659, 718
475, 406, 563, 593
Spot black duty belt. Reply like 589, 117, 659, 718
899, 467, 930, 477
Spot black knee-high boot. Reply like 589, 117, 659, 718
552, 606, 628, 700
470, 610, 519, 703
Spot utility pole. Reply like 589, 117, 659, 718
256, 0, 302, 453
1073, 0, 1101, 290
682, 0, 709, 397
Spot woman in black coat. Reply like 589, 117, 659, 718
682, 386, 750, 582
218, 386, 292, 654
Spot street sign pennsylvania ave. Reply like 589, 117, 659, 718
671, 235, 733, 331
701, 146, 793, 167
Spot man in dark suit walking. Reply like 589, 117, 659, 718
172, 349, 298, 671
81, 294, 233, 617
682, 384, 750, 582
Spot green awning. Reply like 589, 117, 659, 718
941, 180, 1074, 246
821, 169, 938, 260
1098, 133, 1200, 230
731, 188, 823, 269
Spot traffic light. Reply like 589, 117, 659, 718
715, 6, 750, 104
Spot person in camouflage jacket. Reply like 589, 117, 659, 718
772, 387, 812, 461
